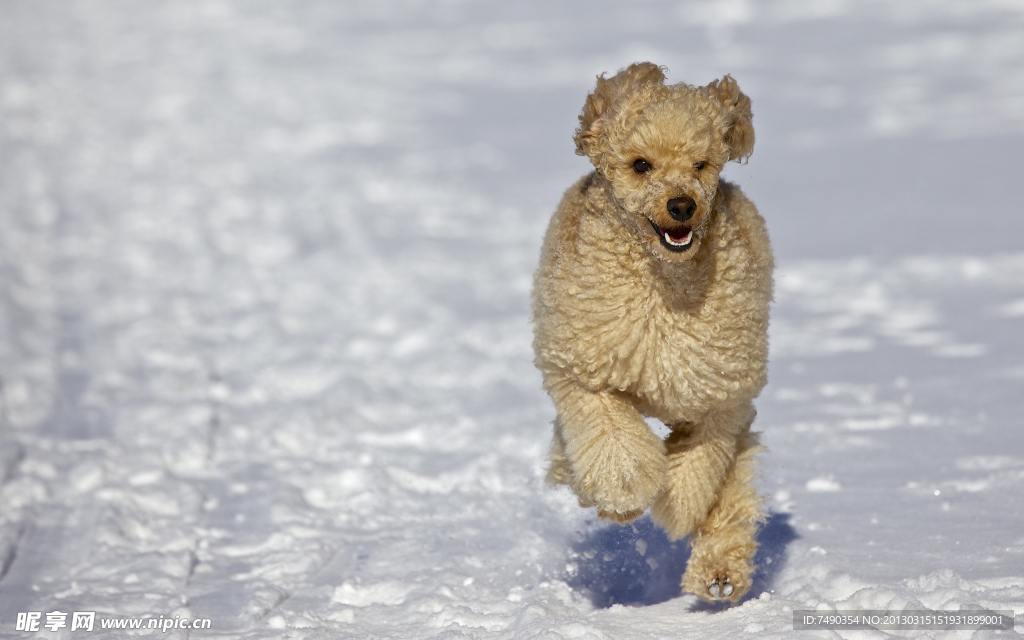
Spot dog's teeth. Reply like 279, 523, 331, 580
664, 230, 693, 246
721, 581, 734, 596
708, 581, 720, 598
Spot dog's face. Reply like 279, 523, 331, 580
574, 63, 754, 262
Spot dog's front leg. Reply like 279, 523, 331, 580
682, 427, 765, 602
649, 401, 755, 538
547, 378, 667, 522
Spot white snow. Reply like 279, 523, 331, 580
1, 1, 1023, 638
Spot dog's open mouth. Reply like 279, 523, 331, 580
650, 219, 694, 252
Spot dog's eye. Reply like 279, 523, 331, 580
633, 159, 652, 173
694, 161, 706, 171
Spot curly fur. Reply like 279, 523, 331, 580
532, 62, 773, 602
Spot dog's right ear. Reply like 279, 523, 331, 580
574, 62, 666, 159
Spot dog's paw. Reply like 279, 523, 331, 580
572, 445, 667, 520
706, 576, 734, 599
682, 556, 753, 603
596, 507, 644, 524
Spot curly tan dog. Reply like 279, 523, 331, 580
532, 62, 773, 602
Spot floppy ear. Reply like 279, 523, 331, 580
706, 75, 754, 162
574, 62, 666, 158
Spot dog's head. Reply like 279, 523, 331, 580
574, 62, 754, 262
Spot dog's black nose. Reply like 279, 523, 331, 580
667, 196, 696, 222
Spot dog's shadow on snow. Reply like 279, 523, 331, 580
566, 511, 797, 609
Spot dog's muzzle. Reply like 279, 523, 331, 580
648, 195, 698, 252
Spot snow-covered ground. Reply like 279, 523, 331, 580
1, 1, 1023, 638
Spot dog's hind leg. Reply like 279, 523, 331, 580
547, 378, 667, 522
681, 426, 765, 602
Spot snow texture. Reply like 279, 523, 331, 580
1, 1, 1023, 638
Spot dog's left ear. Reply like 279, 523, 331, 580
706, 75, 754, 162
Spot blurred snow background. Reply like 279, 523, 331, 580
1, 1, 1023, 638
